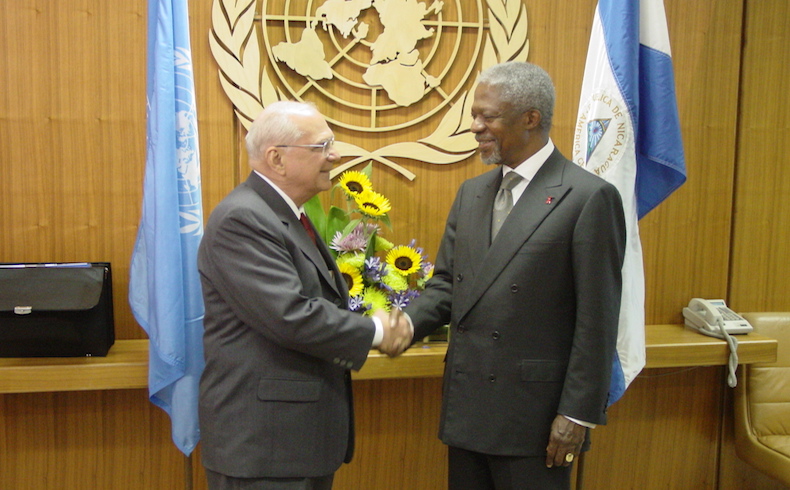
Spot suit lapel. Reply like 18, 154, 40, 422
468, 170, 500, 278
457, 151, 571, 321
245, 173, 344, 299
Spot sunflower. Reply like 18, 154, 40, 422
354, 190, 391, 217
338, 261, 364, 297
385, 245, 422, 275
337, 171, 373, 197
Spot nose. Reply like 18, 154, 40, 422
470, 116, 486, 133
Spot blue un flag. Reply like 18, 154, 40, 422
129, 0, 205, 456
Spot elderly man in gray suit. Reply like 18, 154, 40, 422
197, 101, 411, 490
401, 62, 627, 489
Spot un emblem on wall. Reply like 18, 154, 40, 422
210, 0, 529, 179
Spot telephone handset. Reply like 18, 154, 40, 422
682, 298, 753, 337
682, 298, 752, 388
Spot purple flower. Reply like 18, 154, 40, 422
364, 256, 387, 282
389, 289, 420, 309
348, 295, 369, 313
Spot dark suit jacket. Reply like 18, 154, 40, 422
406, 149, 626, 457
197, 172, 376, 478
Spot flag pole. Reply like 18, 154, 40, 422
184, 454, 193, 490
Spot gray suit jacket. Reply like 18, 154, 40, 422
406, 149, 626, 457
198, 172, 375, 478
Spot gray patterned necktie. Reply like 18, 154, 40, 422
491, 171, 523, 240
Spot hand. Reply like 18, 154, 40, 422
374, 308, 413, 357
545, 415, 585, 468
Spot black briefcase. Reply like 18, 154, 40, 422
0, 263, 115, 357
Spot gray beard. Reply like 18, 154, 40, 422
481, 146, 501, 165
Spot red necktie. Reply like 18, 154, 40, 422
300, 213, 317, 245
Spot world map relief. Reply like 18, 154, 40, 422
272, 0, 444, 106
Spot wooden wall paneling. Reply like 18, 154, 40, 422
729, 0, 790, 312
582, 367, 725, 488
0, 0, 787, 488
1, 392, 58, 489
0, 390, 190, 489
335, 378, 447, 490
0, 1, 149, 339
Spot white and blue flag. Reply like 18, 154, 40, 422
573, 0, 686, 404
129, 0, 205, 455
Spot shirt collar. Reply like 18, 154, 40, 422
502, 139, 555, 183
254, 170, 302, 218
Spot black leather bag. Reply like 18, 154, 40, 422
0, 263, 115, 357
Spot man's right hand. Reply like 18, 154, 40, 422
374, 308, 413, 357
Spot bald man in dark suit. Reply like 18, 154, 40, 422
197, 101, 411, 490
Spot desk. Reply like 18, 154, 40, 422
0, 324, 778, 394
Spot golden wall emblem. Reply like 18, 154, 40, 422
209, 0, 528, 179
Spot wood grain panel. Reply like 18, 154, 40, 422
2, 0, 789, 489
583, 367, 725, 488
0, 390, 191, 489
336, 378, 447, 489
729, 0, 790, 313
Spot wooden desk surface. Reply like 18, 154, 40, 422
0, 324, 778, 393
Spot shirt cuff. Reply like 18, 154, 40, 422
371, 315, 383, 347
564, 415, 597, 429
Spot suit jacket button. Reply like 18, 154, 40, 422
489, 374, 496, 382
333, 358, 341, 364
456, 273, 464, 282
457, 325, 466, 334
510, 284, 519, 293
492, 331, 500, 340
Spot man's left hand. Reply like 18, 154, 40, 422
545, 415, 585, 468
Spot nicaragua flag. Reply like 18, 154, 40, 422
573, 0, 686, 404
129, 0, 205, 455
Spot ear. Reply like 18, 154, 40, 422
522, 109, 542, 131
264, 146, 287, 176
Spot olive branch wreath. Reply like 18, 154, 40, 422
209, 0, 529, 180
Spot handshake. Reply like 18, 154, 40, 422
373, 308, 413, 358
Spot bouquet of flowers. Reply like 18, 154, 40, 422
304, 165, 433, 315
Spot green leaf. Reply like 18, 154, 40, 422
303, 196, 327, 240
361, 162, 373, 179
342, 218, 362, 235
365, 228, 378, 260
326, 206, 350, 244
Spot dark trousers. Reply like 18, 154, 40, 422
206, 469, 334, 490
448, 446, 572, 490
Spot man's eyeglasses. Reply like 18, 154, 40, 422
275, 138, 335, 156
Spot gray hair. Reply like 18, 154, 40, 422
478, 62, 555, 132
245, 101, 319, 161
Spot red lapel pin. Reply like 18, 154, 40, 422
545, 196, 554, 204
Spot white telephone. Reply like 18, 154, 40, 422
683, 298, 753, 337
682, 298, 752, 388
